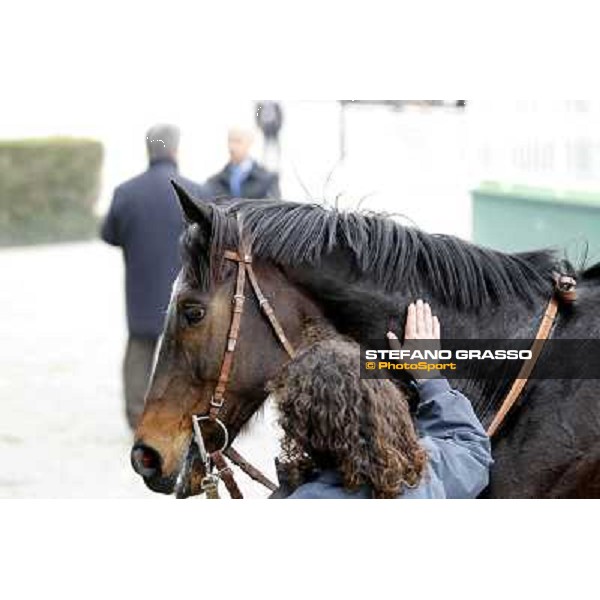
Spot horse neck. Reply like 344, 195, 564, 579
432, 294, 544, 339
433, 295, 551, 424
288, 259, 547, 338
286, 263, 550, 426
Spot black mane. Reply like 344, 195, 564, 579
182, 198, 559, 308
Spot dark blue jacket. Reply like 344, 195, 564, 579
287, 379, 493, 499
101, 159, 205, 337
205, 161, 280, 200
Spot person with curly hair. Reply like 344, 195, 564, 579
269, 299, 493, 499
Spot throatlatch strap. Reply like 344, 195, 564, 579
246, 262, 296, 358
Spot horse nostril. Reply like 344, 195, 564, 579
131, 444, 162, 479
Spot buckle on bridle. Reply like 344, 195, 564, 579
552, 271, 577, 303
210, 395, 225, 409
216, 465, 233, 478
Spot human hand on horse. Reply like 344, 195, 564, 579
386, 299, 442, 382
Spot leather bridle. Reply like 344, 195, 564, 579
487, 271, 577, 437
188, 218, 577, 494
190, 232, 296, 499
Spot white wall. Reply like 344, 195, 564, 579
280, 101, 470, 238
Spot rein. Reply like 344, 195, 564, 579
486, 272, 577, 437
191, 233, 295, 499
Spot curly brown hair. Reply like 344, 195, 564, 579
268, 339, 428, 498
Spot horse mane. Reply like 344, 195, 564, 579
581, 261, 600, 280
181, 198, 558, 309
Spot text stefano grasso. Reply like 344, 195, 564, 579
364, 349, 533, 361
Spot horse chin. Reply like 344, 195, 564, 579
173, 438, 205, 499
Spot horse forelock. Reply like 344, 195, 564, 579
180, 198, 559, 309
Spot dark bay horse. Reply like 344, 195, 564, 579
131, 183, 600, 498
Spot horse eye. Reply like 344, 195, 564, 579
181, 304, 206, 326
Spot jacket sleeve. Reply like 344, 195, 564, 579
415, 378, 493, 499
100, 187, 124, 246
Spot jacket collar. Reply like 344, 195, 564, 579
314, 469, 343, 485
233, 157, 254, 175
149, 157, 178, 170
313, 469, 373, 497
218, 160, 257, 183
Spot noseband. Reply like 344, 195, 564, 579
190, 234, 295, 499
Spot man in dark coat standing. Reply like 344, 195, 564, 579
101, 124, 205, 431
205, 126, 280, 199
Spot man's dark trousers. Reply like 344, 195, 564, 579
123, 336, 158, 430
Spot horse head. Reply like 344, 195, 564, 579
130, 183, 323, 497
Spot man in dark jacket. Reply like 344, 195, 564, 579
205, 126, 280, 199
101, 124, 205, 431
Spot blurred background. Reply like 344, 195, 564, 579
2, 99, 600, 498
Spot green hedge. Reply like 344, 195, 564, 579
0, 137, 103, 246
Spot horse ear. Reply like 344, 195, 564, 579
171, 179, 213, 229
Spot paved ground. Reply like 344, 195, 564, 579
0, 241, 280, 498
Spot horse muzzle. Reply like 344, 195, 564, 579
130, 441, 204, 497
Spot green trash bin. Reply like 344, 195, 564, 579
472, 183, 600, 262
